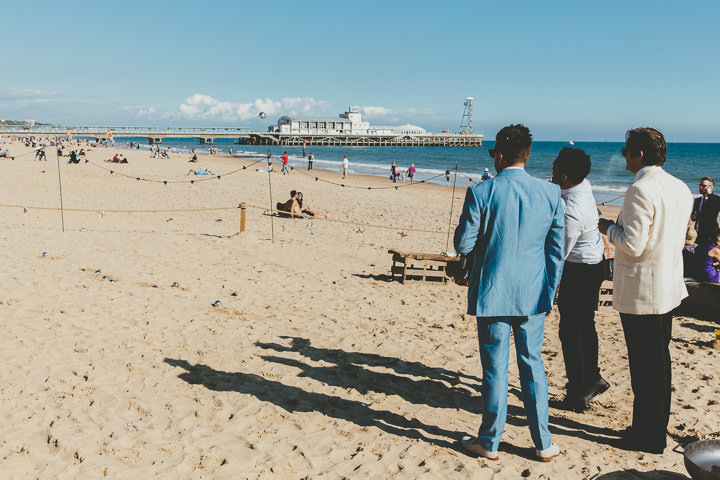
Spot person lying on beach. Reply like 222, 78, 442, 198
187, 169, 212, 175
296, 192, 330, 218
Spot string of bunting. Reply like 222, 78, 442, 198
288, 165, 447, 190
248, 203, 447, 234
82, 158, 264, 185
0, 149, 39, 160
2, 201, 449, 234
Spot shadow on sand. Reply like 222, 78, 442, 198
164, 336, 626, 455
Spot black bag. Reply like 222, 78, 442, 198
447, 252, 474, 286
601, 257, 614, 281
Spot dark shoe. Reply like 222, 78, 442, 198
582, 377, 610, 404
616, 429, 665, 454
558, 394, 590, 413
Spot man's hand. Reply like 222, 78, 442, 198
598, 218, 615, 235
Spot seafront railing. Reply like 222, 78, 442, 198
0, 126, 253, 135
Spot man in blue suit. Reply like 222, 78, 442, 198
454, 124, 565, 462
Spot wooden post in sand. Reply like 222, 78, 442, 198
240, 202, 247, 233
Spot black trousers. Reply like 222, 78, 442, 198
620, 312, 673, 450
557, 260, 605, 397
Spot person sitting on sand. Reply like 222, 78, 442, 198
693, 224, 720, 283
277, 190, 303, 218
78, 148, 86, 156
296, 192, 330, 218
68, 151, 79, 164
189, 153, 198, 163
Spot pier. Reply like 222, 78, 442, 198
0, 126, 483, 147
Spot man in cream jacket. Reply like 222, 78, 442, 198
599, 127, 693, 454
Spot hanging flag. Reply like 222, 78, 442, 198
106, 129, 114, 142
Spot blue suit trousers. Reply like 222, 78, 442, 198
475, 313, 552, 451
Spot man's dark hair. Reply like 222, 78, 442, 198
290, 190, 297, 197
554, 147, 591, 185
701, 176, 714, 185
495, 124, 532, 164
625, 127, 666, 166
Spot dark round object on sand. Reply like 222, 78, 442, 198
684, 440, 720, 480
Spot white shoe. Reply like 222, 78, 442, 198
461, 436, 499, 460
535, 443, 560, 462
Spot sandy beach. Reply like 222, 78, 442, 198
0, 141, 717, 479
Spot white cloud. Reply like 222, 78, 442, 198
176, 94, 330, 122
362, 106, 436, 118
0, 88, 59, 105
362, 106, 395, 117
0, 88, 57, 99
136, 107, 155, 117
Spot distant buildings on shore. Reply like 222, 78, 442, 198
268, 106, 427, 136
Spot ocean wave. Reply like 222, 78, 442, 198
591, 185, 628, 194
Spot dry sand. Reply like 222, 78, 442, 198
0, 141, 717, 479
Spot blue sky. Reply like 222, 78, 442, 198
2, 0, 719, 141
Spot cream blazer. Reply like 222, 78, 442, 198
608, 166, 693, 315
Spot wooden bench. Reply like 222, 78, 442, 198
599, 284, 613, 306
388, 249, 461, 284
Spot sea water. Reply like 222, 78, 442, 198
99, 137, 720, 206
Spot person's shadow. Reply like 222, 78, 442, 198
164, 358, 461, 451
591, 470, 689, 479
254, 337, 623, 446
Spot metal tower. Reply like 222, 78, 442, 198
459, 97, 473, 133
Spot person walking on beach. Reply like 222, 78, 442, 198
342, 155, 349, 178
282, 152, 290, 175
551, 147, 608, 413
445, 169, 451, 186
455, 124, 564, 462
599, 127, 693, 454
407, 163, 416, 184
691, 176, 720, 242
307, 152, 314, 170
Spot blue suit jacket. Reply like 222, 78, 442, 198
454, 168, 565, 317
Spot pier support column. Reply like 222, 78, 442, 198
149, 137, 163, 144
